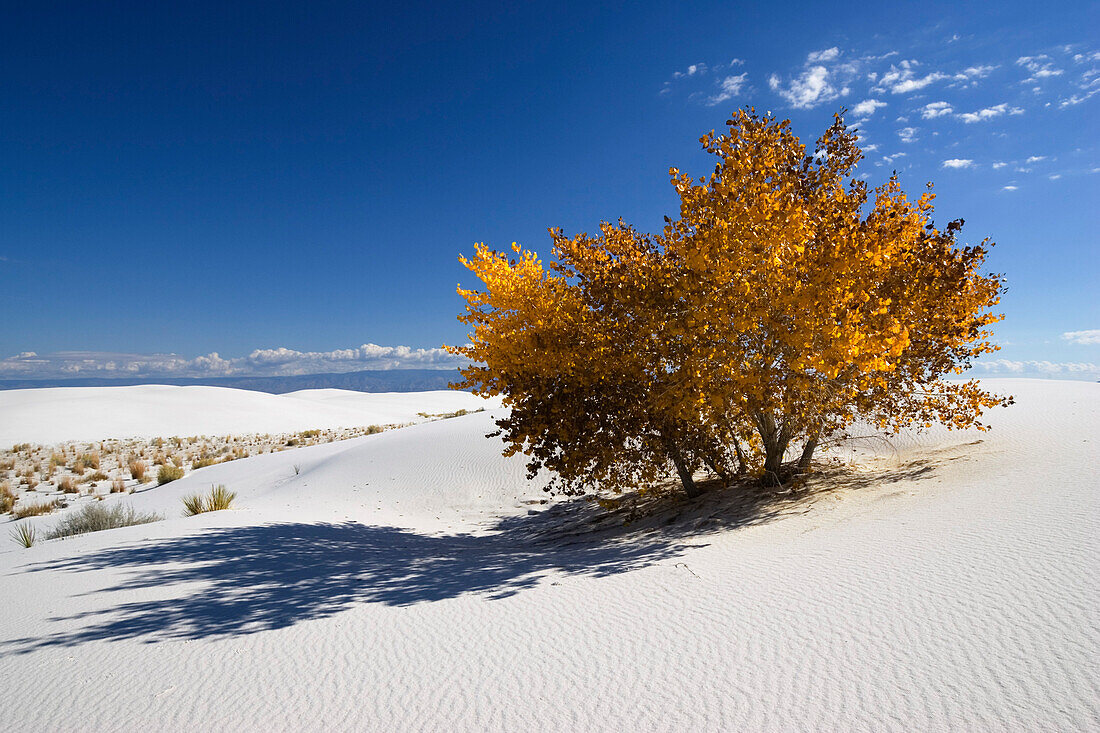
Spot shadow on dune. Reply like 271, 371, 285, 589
5, 460, 938, 651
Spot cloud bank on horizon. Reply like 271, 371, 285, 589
0, 344, 465, 380
1, 343, 1096, 381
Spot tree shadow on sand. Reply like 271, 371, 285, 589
4, 460, 939, 652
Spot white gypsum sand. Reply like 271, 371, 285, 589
0, 384, 490, 445
0, 378, 1097, 731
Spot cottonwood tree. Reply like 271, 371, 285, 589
448, 109, 1010, 497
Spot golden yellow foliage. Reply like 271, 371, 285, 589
448, 109, 1010, 496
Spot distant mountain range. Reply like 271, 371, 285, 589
0, 368, 465, 394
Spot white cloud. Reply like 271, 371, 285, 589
851, 98, 887, 116
942, 158, 974, 169
992, 161, 1007, 169
874, 60, 948, 94
707, 73, 749, 106
863, 143, 879, 152
1059, 89, 1100, 108
769, 65, 844, 109
1026, 155, 1047, 163
897, 126, 918, 143
672, 63, 708, 79
0, 345, 465, 380
882, 152, 907, 164
1017, 55, 1064, 82
970, 359, 1100, 378
1049, 173, 1062, 180
807, 47, 841, 63
921, 101, 954, 118
768, 47, 867, 109
1002, 185, 1018, 191
1063, 329, 1100, 345
957, 103, 1025, 123
955, 64, 997, 80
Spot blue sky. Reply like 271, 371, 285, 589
1, 0, 1097, 379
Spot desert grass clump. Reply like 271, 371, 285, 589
20, 469, 39, 490
11, 500, 60, 519
46, 502, 162, 540
366, 425, 384, 435
129, 458, 147, 482
81, 471, 110, 484
10, 523, 36, 548
0, 482, 15, 513
157, 464, 185, 485
111, 477, 127, 493
191, 457, 217, 469
182, 484, 237, 516
58, 475, 79, 493
79, 452, 101, 470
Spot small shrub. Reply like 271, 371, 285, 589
79, 452, 101, 470
81, 471, 110, 484
366, 425, 384, 435
191, 457, 217, 469
10, 524, 36, 548
46, 503, 162, 540
129, 459, 147, 482
182, 484, 236, 516
11, 500, 59, 519
0, 482, 15, 513
111, 477, 126, 493
58, 475, 79, 493
299, 429, 321, 439
157, 464, 185, 485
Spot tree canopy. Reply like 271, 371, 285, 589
447, 109, 1010, 498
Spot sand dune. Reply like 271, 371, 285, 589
0, 378, 1097, 731
0, 385, 491, 445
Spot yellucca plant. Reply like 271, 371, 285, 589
182, 484, 237, 516
447, 108, 1010, 497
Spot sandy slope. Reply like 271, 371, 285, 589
0, 379, 1097, 731
0, 385, 490, 444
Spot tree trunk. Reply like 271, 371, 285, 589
731, 437, 748, 474
762, 442, 788, 476
664, 438, 704, 499
703, 453, 730, 484
755, 412, 791, 485
797, 434, 818, 472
